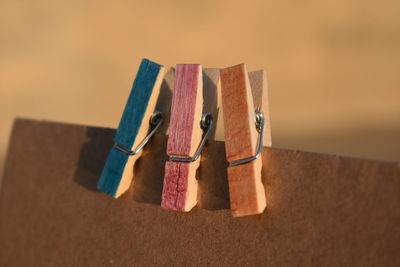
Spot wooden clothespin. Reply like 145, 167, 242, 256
97, 59, 165, 198
161, 64, 213, 211
220, 64, 269, 217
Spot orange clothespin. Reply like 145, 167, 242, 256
220, 64, 271, 217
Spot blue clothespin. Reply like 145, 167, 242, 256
97, 59, 165, 198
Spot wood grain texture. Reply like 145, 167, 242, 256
166, 64, 203, 157
248, 70, 272, 147
97, 58, 164, 198
215, 69, 268, 142
228, 159, 265, 216
162, 64, 203, 211
162, 160, 200, 211
220, 64, 258, 161
220, 64, 266, 216
157, 67, 220, 138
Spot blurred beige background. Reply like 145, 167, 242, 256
1, 0, 400, 181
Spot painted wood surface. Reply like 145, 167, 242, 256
156, 67, 220, 138
220, 64, 258, 161
166, 64, 203, 157
220, 63, 266, 217
97, 58, 164, 197
215, 69, 269, 142
162, 64, 203, 211
248, 70, 272, 147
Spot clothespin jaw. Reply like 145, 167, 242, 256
155, 67, 175, 135
220, 64, 267, 217
248, 69, 271, 147
202, 68, 222, 140
97, 59, 165, 198
161, 64, 208, 211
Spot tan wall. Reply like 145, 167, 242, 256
1, 0, 400, 180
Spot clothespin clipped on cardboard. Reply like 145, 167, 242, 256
220, 64, 271, 217
161, 64, 214, 211
97, 59, 165, 198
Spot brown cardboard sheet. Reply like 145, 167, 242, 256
0, 118, 399, 266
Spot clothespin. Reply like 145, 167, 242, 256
97, 59, 165, 198
161, 64, 213, 211
220, 64, 270, 217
